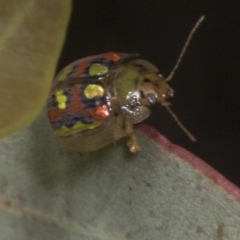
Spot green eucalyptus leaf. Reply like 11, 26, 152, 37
0, 111, 240, 239
0, 0, 71, 139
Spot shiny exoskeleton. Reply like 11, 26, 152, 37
47, 17, 204, 153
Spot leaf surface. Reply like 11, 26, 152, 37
0, 111, 240, 240
0, 0, 71, 138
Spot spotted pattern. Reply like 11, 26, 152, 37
53, 52, 121, 84
47, 83, 110, 137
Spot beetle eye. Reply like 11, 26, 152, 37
147, 93, 158, 105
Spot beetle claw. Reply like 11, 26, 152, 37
127, 135, 141, 153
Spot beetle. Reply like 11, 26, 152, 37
47, 16, 204, 153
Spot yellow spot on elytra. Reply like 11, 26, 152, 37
56, 121, 102, 136
58, 102, 67, 109
55, 90, 67, 109
58, 66, 73, 81
84, 84, 104, 99
89, 63, 108, 76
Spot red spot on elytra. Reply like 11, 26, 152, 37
75, 59, 91, 78
48, 84, 110, 122
95, 105, 109, 118
103, 52, 120, 62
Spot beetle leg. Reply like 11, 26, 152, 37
125, 122, 141, 153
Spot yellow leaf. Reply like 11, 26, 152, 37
0, 0, 71, 139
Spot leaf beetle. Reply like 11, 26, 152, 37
47, 16, 204, 153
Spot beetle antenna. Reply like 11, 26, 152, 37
165, 15, 205, 82
165, 105, 197, 141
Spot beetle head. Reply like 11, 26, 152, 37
139, 72, 174, 107
137, 70, 196, 141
